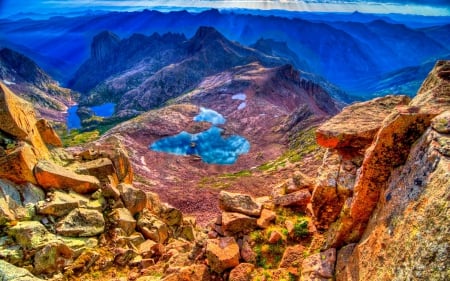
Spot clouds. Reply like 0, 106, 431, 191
1, 0, 449, 16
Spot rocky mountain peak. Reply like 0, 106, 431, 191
187, 26, 227, 53
91, 30, 120, 61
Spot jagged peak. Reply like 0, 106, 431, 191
191, 26, 225, 42
91, 30, 120, 61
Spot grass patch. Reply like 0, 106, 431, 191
61, 129, 100, 147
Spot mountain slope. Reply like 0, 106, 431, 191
0, 48, 75, 122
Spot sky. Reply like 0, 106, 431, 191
1, 0, 449, 16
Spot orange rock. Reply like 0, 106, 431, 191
279, 244, 305, 275
229, 263, 255, 281
316, 95, 410, 149
35, 119, 62, 147
206, 237, 240, 273
34, 160, 100, 194
0, 143, 37, 184
326, 110, 438, 248
0, 82, 50, 159
221, 212, 257, 235
256, 209, 276, 229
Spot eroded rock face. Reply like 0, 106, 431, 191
336, 112, 450, 281
0, 82, 51, 159
206, 237, 240, 273
0, 259, 44, 281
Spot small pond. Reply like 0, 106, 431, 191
149, 107, 250, 165
67, 103, 115, 130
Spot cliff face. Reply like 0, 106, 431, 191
313, 60, 450, 280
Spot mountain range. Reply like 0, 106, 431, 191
1, 9, 449, 99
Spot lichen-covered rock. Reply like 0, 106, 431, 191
159, 203, 183, 226
301, 248, 336, 281
221, 212, 257, 235
218, 191, 262, 217
279, 244, 304, 275
56, 208, 105, 237
33, 241, 73, 275
0, 259, 43, 281
137, 209, 169, 243
118, 183, 147, 215
35, 119, 62, 147
311, 149, 351, 230
7, 221, 56, 249
335, 244, 356, 281
273, 189, 311, 208
335, 113, 450, 281
0, 179, 32, 224
206, 237, 240, 273
109, 208, 136, 235
327, 108, 439, 247
36, 190, 89, 217
316, 95, 410, 149
229, 263, 255, 281
35, 160, 100, 194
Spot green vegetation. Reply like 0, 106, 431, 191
60, 121, 120, 147
293, 217, 309, 238
218, 169, 252, 179
257, 127, 322, 172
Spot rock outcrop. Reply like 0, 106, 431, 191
312, 61, 450, 280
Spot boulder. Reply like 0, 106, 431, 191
316, 95, 410, 149
33, 241, 73, 275
206, 237, 240, 273
0, 259, 43, 281
279, 245, 305, 275
335, 244, 356, 281
118, 183, 147, 215
256, 209, 276, 229
35, 119, 62, 147
18, 183, 45, 206
159, 203, 183, 226
0, 143, 38, 184
138, 239, 157, 258
109, 208, 136, 235
35, 160, 100, 194
56, 208, 105, 237
137, 209, 169, 243
0, 179, 28, 224
77, 157, 118, 184
273, 189, 311, 208
301, 248, 336, 281
0, 82, 50, 159
218, 191, 262, 217
431, 111, 450, 133
240, 236, 256, 263
221, 212, 257, 234
292, 171, 315, 192
229, 263, 255, 281
7, 221, 55, 249
36, 190, 89, 217
145, 191, 162, 214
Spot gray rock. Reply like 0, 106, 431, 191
0, 259, 43, 281
56, 208, 105, 237
218, 191, 262, 217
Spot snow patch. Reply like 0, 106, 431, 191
237, 102, 247, 110
2, 80, 16, 85
232, 93, 246, 101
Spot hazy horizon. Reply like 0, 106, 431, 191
1, 0, 450, 17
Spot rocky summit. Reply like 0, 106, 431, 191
0, 48, 448, 281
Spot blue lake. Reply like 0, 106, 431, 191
67, 103, 116, 130
150, 107, 250, 165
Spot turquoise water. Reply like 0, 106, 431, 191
149, 107, 250, 165
67, 103, 115, 130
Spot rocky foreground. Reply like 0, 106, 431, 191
0, 60, 449, 281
